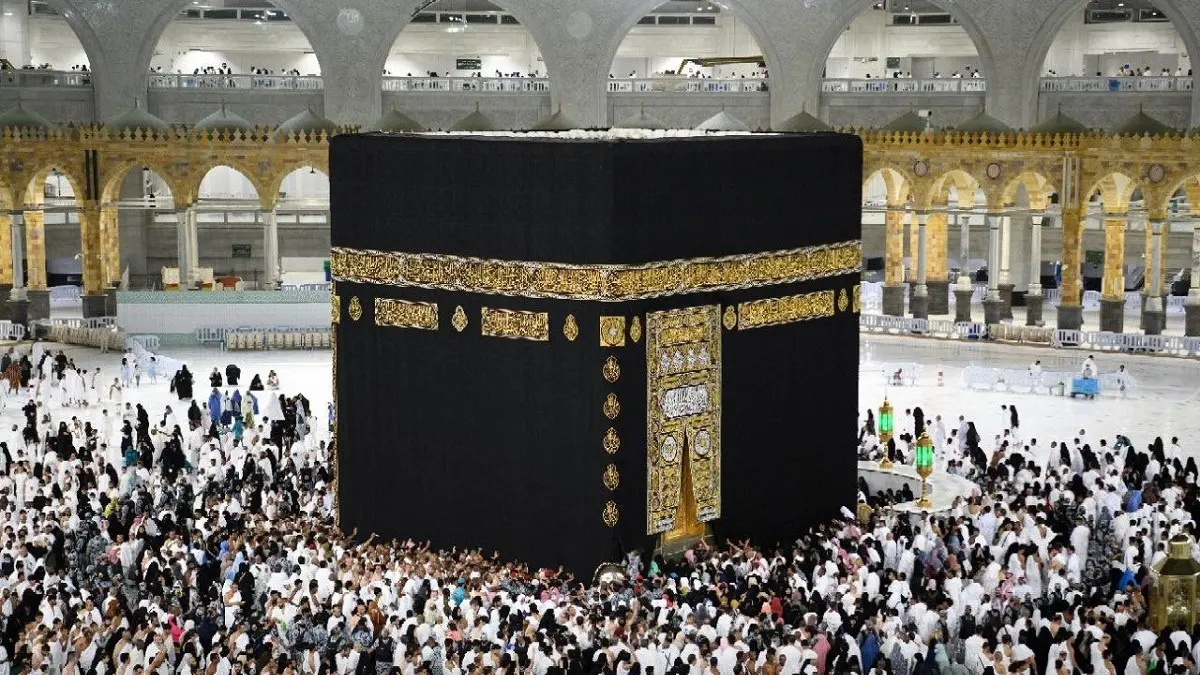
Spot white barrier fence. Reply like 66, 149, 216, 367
0, 321, 26, 341
861, 282, 1183, 314
39, 324, 124, 351
962, 365, 1138, 398
859, 314, 988, 340
860, 313, 1200, 359
37, 317, 116, 329
196, 326, 332, 351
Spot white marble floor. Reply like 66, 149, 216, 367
858, 334, 1200, 465
2, 335, 1189, 472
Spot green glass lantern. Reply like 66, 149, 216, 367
878, 397, 895, 468
914, 430, 934, 508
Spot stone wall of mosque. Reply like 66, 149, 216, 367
0, 88, 95, 128
608, 93, 771, 131
821, 94, 988, 131
148, 91, 327, 128
1037, 92, 1193, 132
383, 92, 553, 133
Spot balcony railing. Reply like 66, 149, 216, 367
1039, 76, 1193, 92
382, 76, 549, 93
149, 74, 324, 90
607, 78, 767, 93
0, 69, 92, 87
820, 78, 987, 94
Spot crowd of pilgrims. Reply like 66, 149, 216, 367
0, 341, 1194, 675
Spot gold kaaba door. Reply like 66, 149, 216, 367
645, 305, 722, 553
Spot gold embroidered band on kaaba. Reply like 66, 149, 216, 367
331, 240, 860, 301
738, 290, 836, 330
374, 298, 438, 330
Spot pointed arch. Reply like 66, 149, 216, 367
192, 164, 267, 209
30, 0, 104, 71
807, 0, 999, 112
1023, 0, 1200, 99
269, 165, 330, 203
137, 0, 327, 83
100, 160, 184, 206
596, 0, 783, 99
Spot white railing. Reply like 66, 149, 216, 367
961, 365, 1138, 397
1038, 76, 1193, 93
821, 78, 986, 94
37, 316, 116, 329
0, 69, 92, 87
223, 326, 331, 350
38, 323, 123, 350
149, 73, 324, 91
384, 76, 549, 93
607, 78, 767, 94
860, 314, 1200, 360
0, 321, 26, 341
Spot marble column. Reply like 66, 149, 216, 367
983, 214, 1003, 326
1100, 213, 1127, 333
998, 213, 1014, 320
954, 213, 974, 322
175, 208, 192, 289
7, 214, 26, 325
188, 209, 200, 282
78, 202, 107, 318
1143, 219, 1165, 335
1186, 223, 1200, 336
1057, 206, 1084, 330
101, 203, 121, 314
882, 207, 905, 316
262, 209, 279, 290
23, 207, 48, 320
926, 209, 949, 314
911, 212, 929, 319
1026, 212, 1045, 326
0, 211, 10, 321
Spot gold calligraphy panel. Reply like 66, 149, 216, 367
330, 240, 861, 301
646, 305, 722, 535
737, 290, 836, 330
374, 298, 438, 330
480, 307, 549, 341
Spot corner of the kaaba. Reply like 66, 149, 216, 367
329, 130, 862, 579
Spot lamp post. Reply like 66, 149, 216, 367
878, 397, 894, 469
914, 430, 934, 509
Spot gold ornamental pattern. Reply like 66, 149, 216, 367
630, 316, 642, 343
374, 298, 438, 330
563, 314, 579, 341
480, 307, 549, 341
602, 501, 619, 527
451, 306, 468, 332
603, 393, 621, 420
603, 427, 620, 454
603, 356, 621, 383
646, 305, 722, 535
600, 316, 626, 347
330, 240, 861, 301
738, 290, 836, 330
348, 296, 363, 321
602, 464, 620, 491
331, 294, 341, 324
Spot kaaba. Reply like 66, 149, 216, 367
330, 130, 862, 577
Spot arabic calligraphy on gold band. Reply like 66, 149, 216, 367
374, 298, 438, 330
480, 307, 549, 341
737, 290, 836, 330
330, 240, 861, 301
